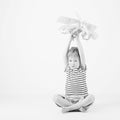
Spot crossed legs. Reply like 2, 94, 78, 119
53, 94, 73, 107
53, 94, 95, 113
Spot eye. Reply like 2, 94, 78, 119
69, 60, 72, 62
74, 60, 77, 62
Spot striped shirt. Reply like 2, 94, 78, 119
65, 66, 88, 100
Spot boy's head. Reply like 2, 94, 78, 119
67, 47, 81, 69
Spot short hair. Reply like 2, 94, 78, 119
67, 47, 80, 59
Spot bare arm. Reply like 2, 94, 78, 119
64, 36, 73, 65
76, 35, 86, 69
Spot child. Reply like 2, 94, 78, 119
53, 29, 95, 113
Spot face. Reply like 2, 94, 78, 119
68, 56, 80, 69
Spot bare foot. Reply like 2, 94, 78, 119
62, 107, 70, 113
79, 107, 88, 112
62, 107, 81, 113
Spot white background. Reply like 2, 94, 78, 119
0, 0, 120, 119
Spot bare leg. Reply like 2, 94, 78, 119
62, 94, 95, 112
53, 94, 73, 107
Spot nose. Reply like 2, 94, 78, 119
72, 62, 75, 66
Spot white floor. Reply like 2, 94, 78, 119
0, 93, 120, 120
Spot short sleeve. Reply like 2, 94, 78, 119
80, 64, 87, 72
64, 65, 69, 72
84, 64, 87, 71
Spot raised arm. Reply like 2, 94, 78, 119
76, 35, 86, 69
64, 36, 73, 66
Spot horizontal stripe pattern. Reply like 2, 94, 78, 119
65, 67, 88, 98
